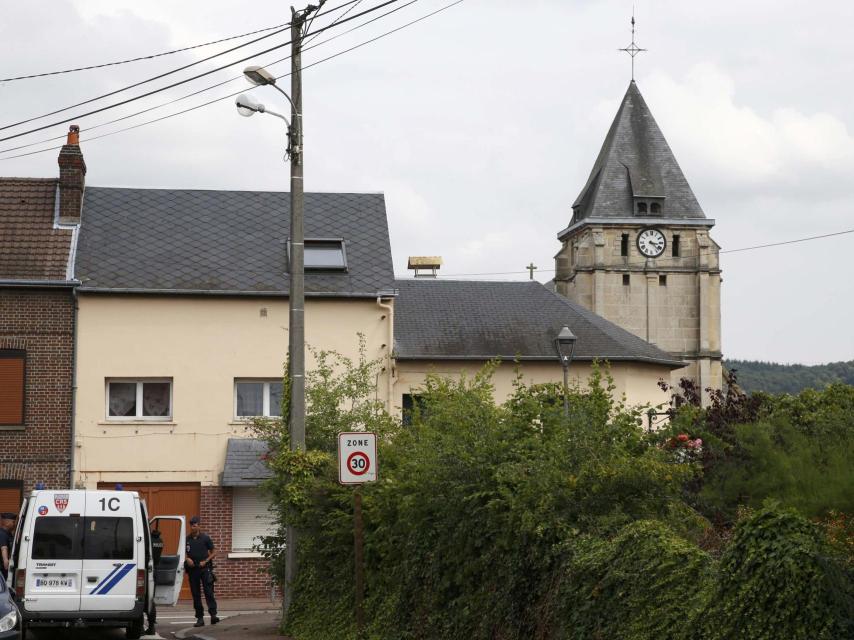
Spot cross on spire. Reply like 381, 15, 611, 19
618, 13, 647, 81
526, 262, 538, 280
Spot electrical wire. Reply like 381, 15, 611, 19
436, 228, 854, 278
0, 21, 291, 83
0, 0, 457, 159
0, 0, 396, 138
0, 0, 364, 84
0, 0, 419, 156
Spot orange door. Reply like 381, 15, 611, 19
98, 482, 200, 600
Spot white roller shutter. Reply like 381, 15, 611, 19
231, 488, 276, 553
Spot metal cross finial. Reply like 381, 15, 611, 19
618, 13, 647, 80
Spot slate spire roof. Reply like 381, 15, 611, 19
570, 81, 706, 225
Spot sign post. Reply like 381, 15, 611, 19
338, 432, 378, 637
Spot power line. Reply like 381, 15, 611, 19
0, 21, 290, 83
437, 228, 854, 277
0, 1, 366, 84
0, 1, 418, 156
0, 0, 394, 138
0, 0, 456, 159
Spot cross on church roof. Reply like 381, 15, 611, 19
618, 14, 647, 81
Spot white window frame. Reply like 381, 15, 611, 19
234, 379, 282, 419
105, 378, 173, 421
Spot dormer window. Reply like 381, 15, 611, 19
298, 238, 347, 271
650, 202, 661, 214
637, 202, 648, 214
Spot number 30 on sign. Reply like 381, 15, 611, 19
338, 432, 378, 485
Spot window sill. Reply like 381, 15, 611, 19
228, 551, 264, 559
0, 425, 25, 432
98, 420, 177, 426
228, 419, 281, 425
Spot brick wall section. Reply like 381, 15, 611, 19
0, 288, 74, 491
200, 485, 277, 599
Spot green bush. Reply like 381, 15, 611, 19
558, 520, 713, 640
700, 505, 853, 640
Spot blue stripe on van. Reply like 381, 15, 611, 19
90, 564, 123, 594
94, 563, 135, 595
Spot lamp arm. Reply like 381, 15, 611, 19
262, 107, 291, 128
270, 84, 299, 116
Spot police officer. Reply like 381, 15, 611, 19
0, 513, 15, 576
146, 525, 165, 636
185, 516, 219, 627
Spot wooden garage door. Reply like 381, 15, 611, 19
0, 481, 22, 515
98, 482, 199, 600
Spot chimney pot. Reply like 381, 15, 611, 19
67, 125, 80, 145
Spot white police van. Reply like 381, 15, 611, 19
8, 489, 185, 639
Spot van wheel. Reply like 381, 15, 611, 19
126, 616, 144, 639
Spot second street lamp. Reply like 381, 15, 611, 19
554, 326, 577, 416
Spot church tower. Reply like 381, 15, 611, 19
554, 81, 723, 400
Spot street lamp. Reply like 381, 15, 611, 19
554, 326, 577, 416
235, 62, 305, 617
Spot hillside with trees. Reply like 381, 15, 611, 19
725, 359, 854, 394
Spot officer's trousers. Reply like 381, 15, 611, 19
188, 567, 218, 619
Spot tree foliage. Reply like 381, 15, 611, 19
725, 358, 854, 395
256, 355, 853, 639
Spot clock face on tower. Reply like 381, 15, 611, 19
637, 228, 666, 257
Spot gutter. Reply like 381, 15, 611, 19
394, 354, 687, 369
376, 296, 395, 410
77, 287, 389, 299
0, 279, 78, 288
69, 287, 79, 489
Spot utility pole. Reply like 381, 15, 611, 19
284, 0, 319, 621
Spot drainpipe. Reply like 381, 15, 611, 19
68, 287, 79, 489
376, 297, 394, 410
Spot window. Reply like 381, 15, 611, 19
402, 393, 426, 426
300, 239, 347, 270
231, 488, 276, 553
620, 234, 629, 257
659, 275, 667, 286
672, 234, 681, 257
32, 516, 133, 560
83, 517, 134, 559
650, 202, 661, 214
637, 202, 648, 214
0, 351, 25, 426
235, 380, 283, 418
33, 517, 82, 560
622, 274, 630, 286
107, 380, 172, 420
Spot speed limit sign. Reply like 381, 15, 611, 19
338, 432, 378, 484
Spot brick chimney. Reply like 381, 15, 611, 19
57, 125, 86, 224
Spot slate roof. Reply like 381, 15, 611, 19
75, 188, 395, 296
570, 81, 706, 224
222, 438, 272, 487
393, 279, 684, 367
0, 178, 74, 282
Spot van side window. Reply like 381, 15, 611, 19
83, 518, 134, 560
32, 517, 82, 560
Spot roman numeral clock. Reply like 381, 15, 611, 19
637, 228, 666, 258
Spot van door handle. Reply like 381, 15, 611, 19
87, 577, 98, 583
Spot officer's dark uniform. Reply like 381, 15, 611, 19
186, 525, 218, 624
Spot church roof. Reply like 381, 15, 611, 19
570, 81, 705, 225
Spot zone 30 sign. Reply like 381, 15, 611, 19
338, 432, 378, 485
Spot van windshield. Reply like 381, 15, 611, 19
32, 516, 134, 560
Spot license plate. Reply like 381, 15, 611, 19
35, 576, 74, 588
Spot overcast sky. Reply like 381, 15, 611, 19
2, 0, 853, 365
